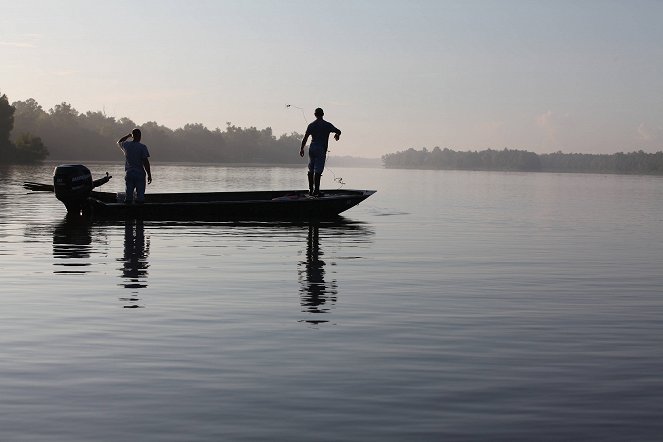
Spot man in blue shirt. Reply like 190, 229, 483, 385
117, 128, 152, 203
299, 108, 341, 197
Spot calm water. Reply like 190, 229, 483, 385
1, 162, 662, 441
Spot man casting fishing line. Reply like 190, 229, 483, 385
299, 107, 341, 197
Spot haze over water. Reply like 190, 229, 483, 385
1, 163, 662, 441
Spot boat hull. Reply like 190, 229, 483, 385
85, 189, 376, 220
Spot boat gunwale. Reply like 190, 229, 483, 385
89, 189, 376, 206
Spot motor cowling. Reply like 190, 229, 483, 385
53, 164, 93, 214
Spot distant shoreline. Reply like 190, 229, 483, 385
380, 165, 663, 177
382, 148, 663, 176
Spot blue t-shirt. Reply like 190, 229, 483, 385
120, 141, 150, 174
305, 119, 339, 150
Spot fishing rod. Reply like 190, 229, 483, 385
285, 104, 345, 188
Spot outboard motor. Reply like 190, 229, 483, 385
53, 164, 94, 214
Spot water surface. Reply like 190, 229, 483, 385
1, 163, 662, 441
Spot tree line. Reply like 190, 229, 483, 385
1, 93, 305, 164
0, 94, 48, 163
382, 147, 663, 175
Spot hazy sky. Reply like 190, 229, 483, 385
2, 0, 662, 157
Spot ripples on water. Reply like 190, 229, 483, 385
1, 163, 663, 441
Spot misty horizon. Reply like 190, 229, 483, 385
6, 95, 661, 163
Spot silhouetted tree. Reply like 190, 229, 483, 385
0, 93, 16, 162
12, 99, 48, 136
15, 133, 48, 163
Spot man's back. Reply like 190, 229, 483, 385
306, 119, 339, 149
121, 140, 150, 173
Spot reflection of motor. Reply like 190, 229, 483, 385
52, 217, 92, 260
53, 164, 111, 214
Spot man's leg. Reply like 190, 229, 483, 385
135, 175, 147, 203
124, 175, 134, 203
314, 146, 326, 197
307, 147, 315, 196
307, 172, 314, 195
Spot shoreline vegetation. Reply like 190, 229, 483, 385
1, 95, 306, 165
0, 94, 380, 167
382, 147, 663, 175
2, 94, 661, 175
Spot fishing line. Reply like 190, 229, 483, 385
286, 104, 345, 189
286, 104, 307, 124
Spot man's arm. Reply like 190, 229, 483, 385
300, 134, 310, 157
143, 158, 152, 184
117, 133, 132, 151
333, 126, 341, 141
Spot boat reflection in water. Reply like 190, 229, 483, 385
52, 217, 95, 274
49, 215, 371, 314
298, 219, 373, 325
117, 219, 150, 308
51, 217, 150, 308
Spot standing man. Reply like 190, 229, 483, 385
300, 108, 341, 197
117, 128, 152, 204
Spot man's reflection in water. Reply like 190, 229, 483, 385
118, 219, 150, 308
52, 217, 93, 274
299, 222, 338, 324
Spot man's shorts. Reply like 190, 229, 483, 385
307, 143, 327, 174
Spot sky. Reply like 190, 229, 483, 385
1, 0, 662, 157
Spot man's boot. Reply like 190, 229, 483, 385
313, 173, 322, 197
